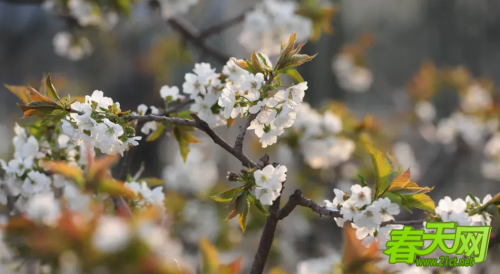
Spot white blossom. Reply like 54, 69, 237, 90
324, 189, 347, 211
435, 196, 470, 225
461, 84, 492, 113
52, 32, 92, 61
92, 216, 131, 253
353, 204, 383, 229
349, 184, 372, 207
25, 192, 61, 226
140, 106, 160, 135
160, 85, 184, 101
372, 197, 400, 221
414, 101, 436, 123
124, 181, 165, 210
339, 199, 358, 221
239, 0, 313, 55
158, 0, 199, 20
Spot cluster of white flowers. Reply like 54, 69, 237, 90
239, 0, 312, 55
291, 103, 355, 169
435, 112, 496, 147
62, 90, 141, 156
182, 63, 227, 127
460, 84, 493, 113
324, 185, 401, 247
44, 0, 119, 29
219, 56, 310, 147
52, 32, 93, 61
92, 214, 183, 264
44, 0, 119, 60
332, 53, 373, 93
124, 181, 166, 211
0, 124, 81, 207
157, 0, 199, 20
435, 195, 492, 226
253, 164, 287, 205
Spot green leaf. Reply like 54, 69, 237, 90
238, 199, 250, 233
115, 0, 131, 17
146, 123, 165, 142
250, 51, 265, 74
248, 192, 269, 215
358, 174, 368, 187
50, 109, 66, 117
176, 110, 194, 120
257, 53, 271, 69
45, 74, 61, 102
404, 193, 435, 212
381, 192, 412, 213
17, 101, 61, 118
173, 125, 200, 162
366, 145, 401, 198
200, 238, 219, 274
283, 68, 304, 83
211, 187, 244, 203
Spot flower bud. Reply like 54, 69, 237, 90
226, 172, 238, 181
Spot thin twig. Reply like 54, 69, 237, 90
198, 10, 248, 39
68, 109, 84, 115
167, 17, 229, 63
163, 99, 194, 115
125, 114, 257, 168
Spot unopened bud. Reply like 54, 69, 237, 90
259, 154, 270, 166
226, 172, 238, 181
240, 169, 248, 174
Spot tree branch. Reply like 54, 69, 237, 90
234, 113, 256, 152
125, 114, 257, 168
167, 17, 229, 63
163, 99, 194, 116
198, 10, 248, 39
249, 187, 282, 274
278, 189, 426, 227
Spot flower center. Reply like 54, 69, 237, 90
366, 211, 373, 218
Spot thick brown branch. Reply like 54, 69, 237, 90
234, 113, 256, 152
249, 190, 282, 274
